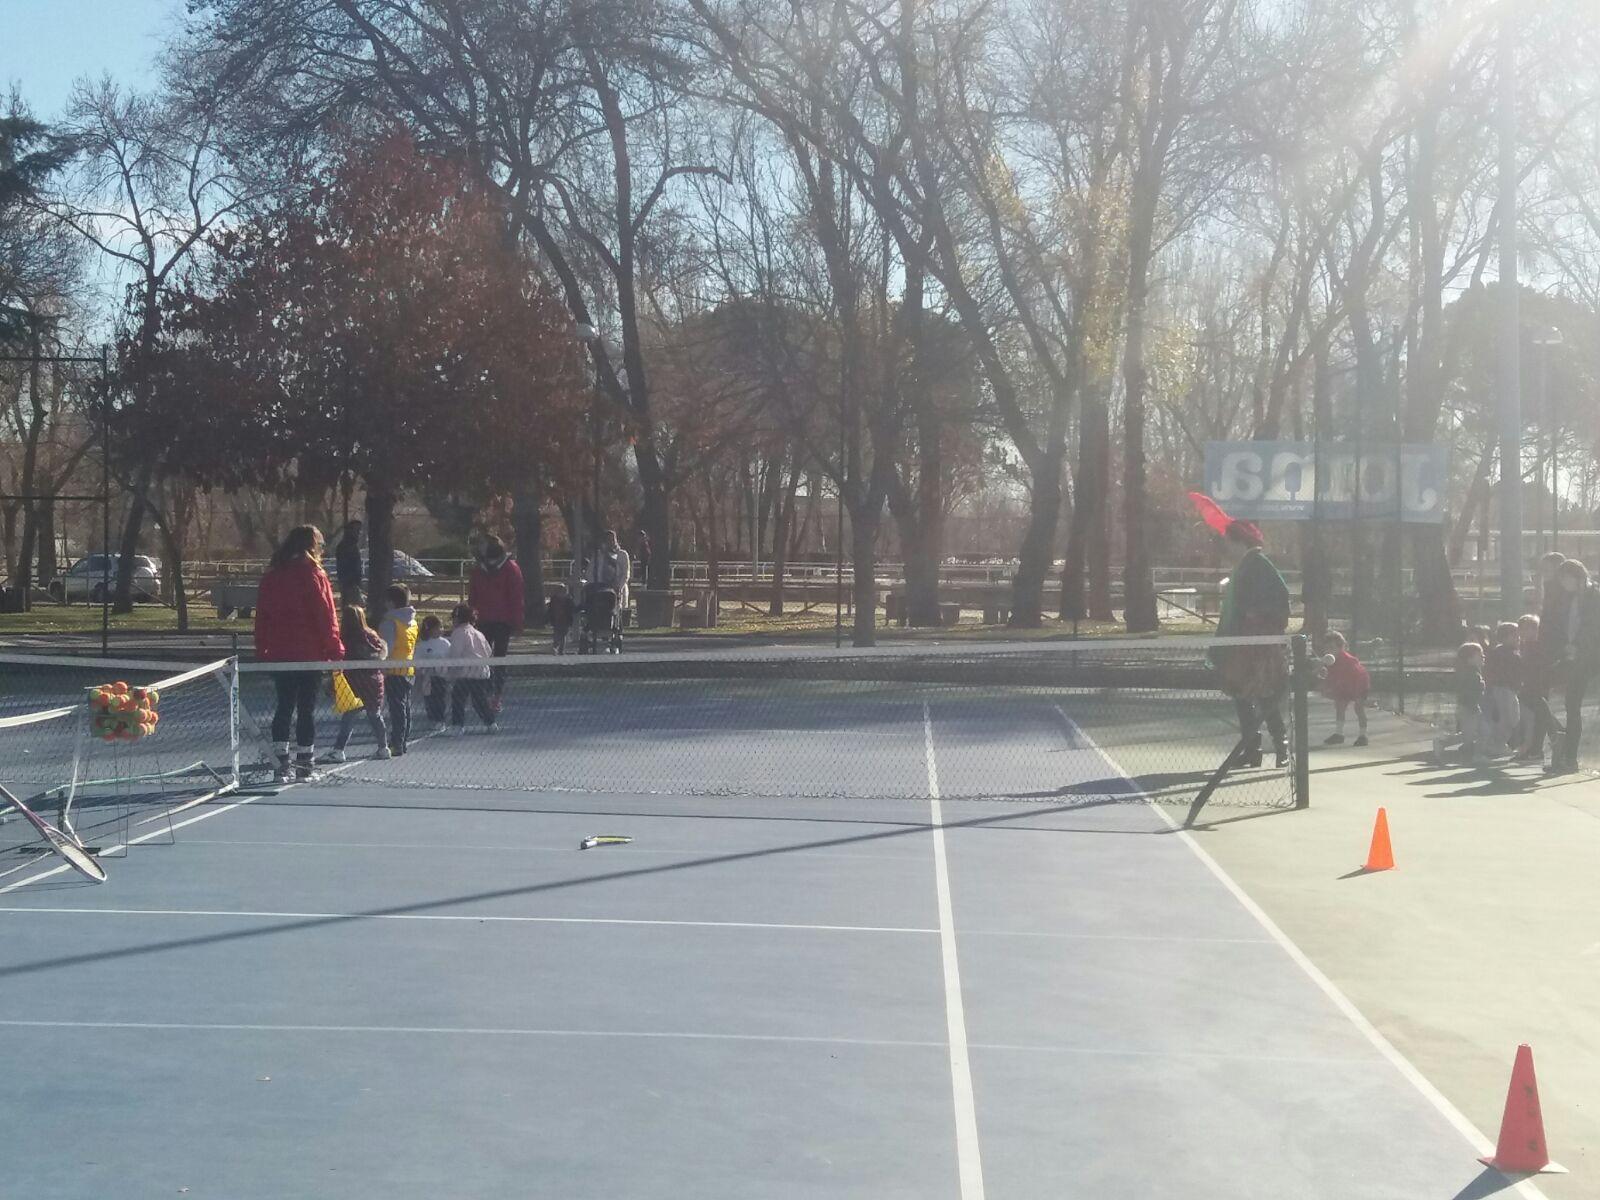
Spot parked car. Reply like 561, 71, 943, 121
49, 554, 161, 603
213, 550, 432, 618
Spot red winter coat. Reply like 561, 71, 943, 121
1321, 649, 1370, 704
468, 556, 526, 630
254, 555, 344, 662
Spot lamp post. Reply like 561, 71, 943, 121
1495, 1, 1523, 617
1532, 329, 1563, 555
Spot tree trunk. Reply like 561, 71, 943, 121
850, 507, 880, 647
1409, 526, 1460, 643
1062, 380, 1111, 621
634, 442, 672, 591
364, 486, 396, 628
768, 461, 800, 616
1010, 449, 1065, 627
511, 485, 546, 627
36, 500, 56, 588
16, 506, 38, 610
113, 473, 150, 614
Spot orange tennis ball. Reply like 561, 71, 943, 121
111, 681, 129, 695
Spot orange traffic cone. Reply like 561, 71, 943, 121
1479, 1044, 1566, 1175
1363, 807, 1394, 872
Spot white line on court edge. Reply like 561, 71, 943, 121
0, 791, 270, 895
924, 701, 987, 1200
1067, 721, 1553, 1200
0, 905, 933, 935
0, 1018, 1388, 1065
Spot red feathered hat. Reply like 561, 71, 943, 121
1186, 492, 1263, 547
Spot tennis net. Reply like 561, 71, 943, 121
0, 655, 241, 875
2, 637, 1307, 809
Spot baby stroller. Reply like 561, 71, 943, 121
578, 583, 623, 654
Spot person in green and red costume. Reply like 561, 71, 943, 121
1190, 493, 1291, 768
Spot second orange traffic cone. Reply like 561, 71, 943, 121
1364, 807, 1394, 872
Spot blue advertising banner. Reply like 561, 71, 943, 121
1202, 441, 1447, 524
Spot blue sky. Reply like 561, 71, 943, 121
1, 0, 181, 118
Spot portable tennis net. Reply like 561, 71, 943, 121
3, 635, 1307, 823
0, 656, 241, 880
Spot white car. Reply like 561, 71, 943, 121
50, 554, 162, 603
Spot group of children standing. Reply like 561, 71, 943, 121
1446, 617, 1557, 768
319, 585, 502, 770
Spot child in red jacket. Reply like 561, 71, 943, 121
1319, 631, 1370, 747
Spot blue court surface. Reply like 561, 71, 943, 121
0, 694, 1504, 1199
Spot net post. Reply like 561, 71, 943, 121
226, 657, 241, 786
1292, 634, 1311, 808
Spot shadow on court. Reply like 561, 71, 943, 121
0, 794, 1161, 982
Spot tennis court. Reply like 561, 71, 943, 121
0, 641, 1513, 1197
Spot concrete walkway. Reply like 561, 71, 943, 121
1188, 705, 1599, 1197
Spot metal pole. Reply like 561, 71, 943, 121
1496, 5, 1524, 618
1391, 329, 1405, 715
835, 406, 845, 649
1535, 342, 1547, 554
100, 347, 110, 657
1292, 634, 1311, 809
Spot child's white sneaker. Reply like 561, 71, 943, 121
323, 748, 347, 763
375, 746, 392, 760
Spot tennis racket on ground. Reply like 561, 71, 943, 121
0, 782, 106, 883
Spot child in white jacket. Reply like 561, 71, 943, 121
447, 604, 498, 733
414, 614, 453, 730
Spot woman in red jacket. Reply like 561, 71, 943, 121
467, 535, 525, 703
255, 525, 344, 780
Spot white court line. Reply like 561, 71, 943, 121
0, 1019, 945, 1049
177, 837, 921, 862
0, 905, 933, 936
0, 1018, 1388, 1066
0, 791, 269, 895
924, 701, 986, 1200
1063, 716, 1554, 1200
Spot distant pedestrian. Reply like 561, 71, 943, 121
547, 583, 577, 654
1318, 631, 1369, 747
467, 535, 524, 704
636, 529, 653, 585
377, 583, 418, 755
447, 604, 498, 734
334, 520, 364, 603
1544, 558, 1600, 775
255, 526, 343, 782
591, 529, 631, 615
1515, 614, 1557, 763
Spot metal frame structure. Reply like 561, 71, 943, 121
0, 347, 112, 654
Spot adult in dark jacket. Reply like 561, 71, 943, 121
256, 525, 344, 780
467, 535, 525, 701
1543, 557, 1600, 775
1213, 519, 1292, 767
334, 520, 363, 603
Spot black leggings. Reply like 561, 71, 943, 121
451, 679, 497, 727
271, 671, 319, 748
1561, 672, 1591, 766
1235, 695, 1287, 751
479, 621, 513, 697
